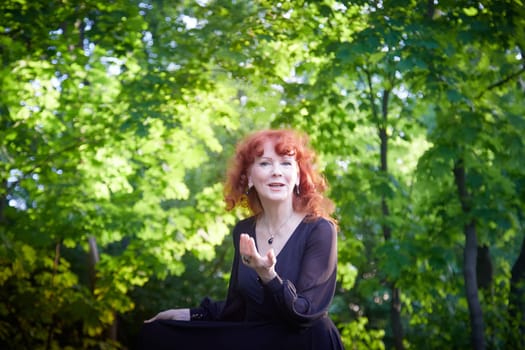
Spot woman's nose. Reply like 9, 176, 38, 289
271, 164, 283, 176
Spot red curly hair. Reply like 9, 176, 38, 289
224, 129, 336, 226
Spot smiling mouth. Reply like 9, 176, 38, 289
268, 183, 285, 187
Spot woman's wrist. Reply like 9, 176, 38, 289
257, 267, 277, 284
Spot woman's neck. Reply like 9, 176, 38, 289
259, 199, 294, 224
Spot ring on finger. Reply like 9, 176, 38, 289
242, 255, 251, 264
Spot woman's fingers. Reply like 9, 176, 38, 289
239, 233, 251, 265
239, 233, 247, 252
144, 312, 163, 323
239, 235, 276, 269
240, 233, 267, 267
240, 233, 257, 255
266, 248, 276, 268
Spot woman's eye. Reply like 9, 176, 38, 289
260, 161, 271, 166
282, 161, 292, 166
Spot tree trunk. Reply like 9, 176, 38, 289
45, 241, 62, 350
365, 72, 404, 349
390, 286, 404, 350
476, 245, 493, 291
427, 0, 435, 18
453, 160, 486, 350
88, 236, 100, 292
509, 233, 525, 348
88, 236, 118, 341
0, 179, 6, 225
378, 88, 405, 350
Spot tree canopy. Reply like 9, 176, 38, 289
1, 1, 524, 349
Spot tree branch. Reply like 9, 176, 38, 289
476, 66, 525, 99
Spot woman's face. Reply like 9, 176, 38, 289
248, 141, 300, 204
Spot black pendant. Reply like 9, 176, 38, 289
268, 237, 274, 245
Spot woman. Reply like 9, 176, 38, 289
138, 129, 344, 350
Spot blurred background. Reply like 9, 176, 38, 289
1, 0, 524, 349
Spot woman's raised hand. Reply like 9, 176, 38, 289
239, 233, 277, 283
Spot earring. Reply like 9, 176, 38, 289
246, 185, 253, 195
295, 184, 300, 196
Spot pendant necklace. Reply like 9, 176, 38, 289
266, 211, 295, 245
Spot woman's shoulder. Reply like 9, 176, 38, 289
232, 216, 257, 235
299, 217, 337, 253
303, 215, 335, 233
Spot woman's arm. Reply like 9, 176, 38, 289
144, 308, 191, 322
263, 219, 338, 325
145, 222, 247, 322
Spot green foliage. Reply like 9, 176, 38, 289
1, 0, 525, 349
0, 233, 108, 348
340, 317, 386, 350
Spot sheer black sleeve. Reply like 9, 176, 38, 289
263, 218, 338, 326
189, 297, 224, 321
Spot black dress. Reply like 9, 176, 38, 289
138, 216, 345, 350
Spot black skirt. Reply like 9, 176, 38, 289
137, 315, 344, 350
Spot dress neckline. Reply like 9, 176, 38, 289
253, 215, 306, 259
